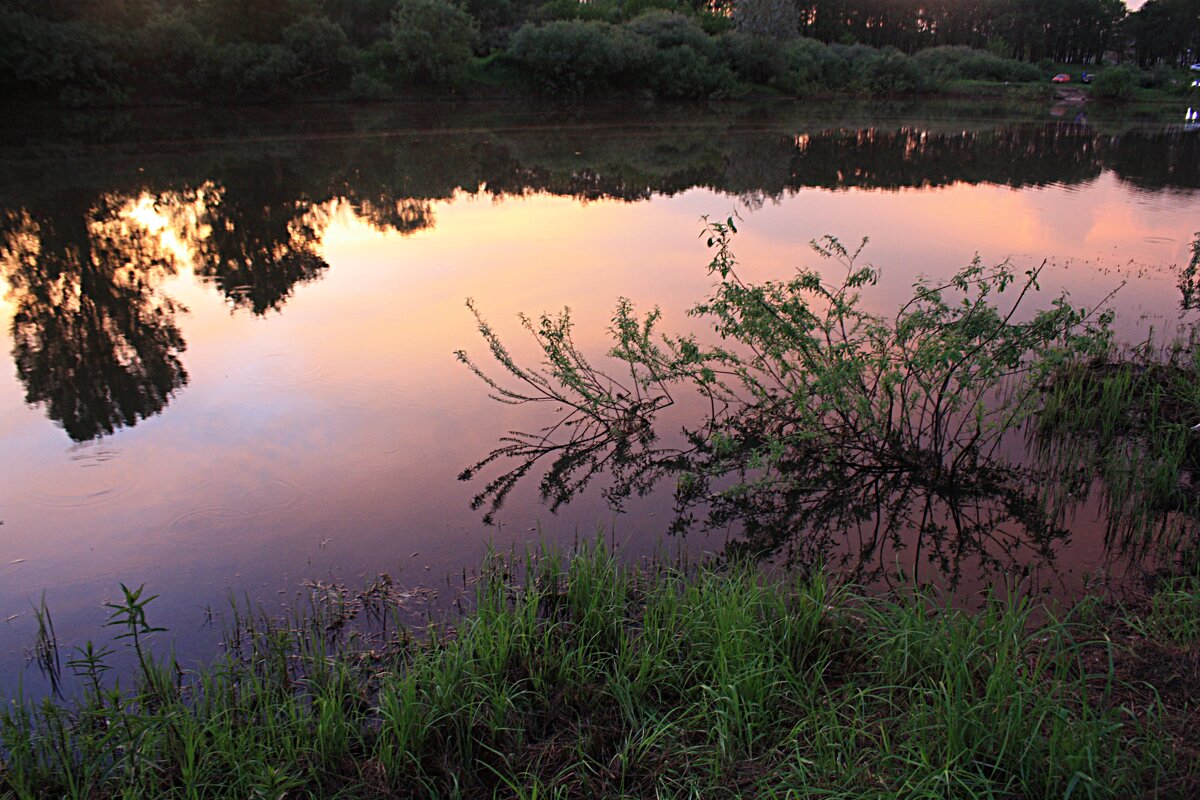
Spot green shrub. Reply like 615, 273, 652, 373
283, 15, 353, 81
914, 45, 1040, 83
205, 41, 301, 99
1139, 62, 1175, 89
626, 10, 717, 60
388, 0, 479, 85
1093, 65, 1138, 100
852, 46, 935, 94
720, 30, 789, 87
349, 70, 392, 100
0, 10, 128, 101
648, 44, 737, 99
128, 10, 210, 94
695, 12, 733, 35
508, 20, 651, 96
782, 36, 849, 91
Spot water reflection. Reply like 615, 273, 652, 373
191, 193, 329, 316
0, 110, 1197, 444
0, 203, 187, 441
457, 246, 1108, 588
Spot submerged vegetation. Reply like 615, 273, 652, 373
1037, 234, 1200, 565
2, 543, 1197, 798
460, 221, 1174, 583
458, 222, 1200, 592
2, 0, 1197, 105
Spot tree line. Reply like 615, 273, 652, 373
0, 0, 1195, 103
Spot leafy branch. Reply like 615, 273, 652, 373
459, 221, 1117, 580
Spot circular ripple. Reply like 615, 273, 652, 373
35, 445, 137, 508
240, 352, 324, 387
165, 479, 301, 542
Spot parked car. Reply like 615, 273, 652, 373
1190, 63, 1200, 71
1052, 73, 1072, 83
1080, 72, 1093, 84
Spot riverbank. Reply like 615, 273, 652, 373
3, 543, 1195, 799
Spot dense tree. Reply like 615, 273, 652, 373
1126, 0, 1200, 66
1, 0, 1192, 103
384, 0, 480, 85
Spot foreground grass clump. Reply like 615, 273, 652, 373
1, 545, 1189, 799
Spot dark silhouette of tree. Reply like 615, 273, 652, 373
186, 157, 332, 316
0, 200, 187, 441
1126, 0, 1200, 67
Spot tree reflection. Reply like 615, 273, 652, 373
192, 195, 329, 316
0, 110, 1196, 446
0, 202, 188, 441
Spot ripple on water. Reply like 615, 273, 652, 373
165, 478, 301, 542
239, 352, 324, 387
34, 444, 136, 508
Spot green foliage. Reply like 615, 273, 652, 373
200, 0, 316, 44
0, 544, 1182, 797
623, 10, 733, 99
623, 0, 688, 18
460, 222, 1116, 565
1124, 577, 1200, 645
282, 14, 353, 80
719, 35, 939, 96
0, 0, 1105, 103
720, 30, 791, 87
0, 10, 128, 102
626, 9, 717, 59
1037, 239, 1200, 559
348, 69, 392, 100
205, 42, 301, 99
508, 20, 651, 96
460, 0, 542, 49
648, 44, 738, 99
854, 45, 937, 93
781, 36, 850, 89
387, 0, 480, 85
130, 9, 209, 94
1138, 62, 1177, 89
1092, 65, 1139, 100
914, 45, 1042, 83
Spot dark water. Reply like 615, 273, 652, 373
1, 99, 1198, 682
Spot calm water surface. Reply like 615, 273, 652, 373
1, 100, 1198, 678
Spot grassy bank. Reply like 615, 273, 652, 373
2, 544, 1195, 799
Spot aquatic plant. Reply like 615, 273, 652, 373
458, 220, 1116, 580
1036, 234, 1200, 565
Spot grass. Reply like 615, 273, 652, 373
1035, 332, 1200, 560
1, 542, 1193, 799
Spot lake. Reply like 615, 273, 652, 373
1, 98, 1198, 681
